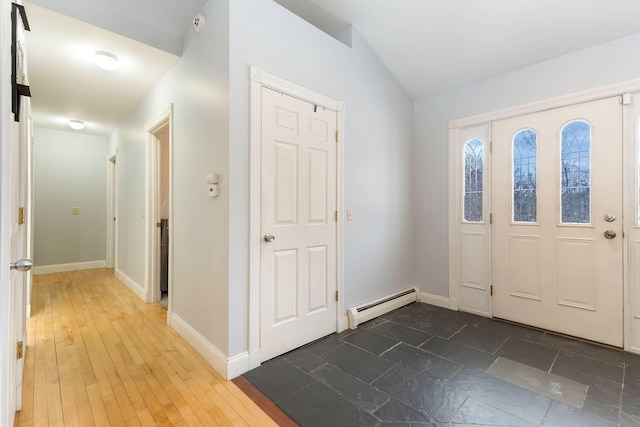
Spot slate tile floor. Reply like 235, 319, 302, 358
243, 302, 640, 426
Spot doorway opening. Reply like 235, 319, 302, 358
145, 106, 173, 318
106, 150, 117, 269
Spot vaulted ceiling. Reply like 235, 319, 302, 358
23, 0, 640, 135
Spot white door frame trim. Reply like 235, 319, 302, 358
106, 149, 117, 269
248, 66, 345, 369
449, 79, 640, 352
145, 104, 173, 321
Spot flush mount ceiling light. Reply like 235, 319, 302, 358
94, 50, 119, 71
68, 119, 85, 130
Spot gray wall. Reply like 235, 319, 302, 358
110, 0, 415, 360
228, 0, 415, 356
34, 127, 107, 266
414, 32, 640, 297
109, 0, 231, 351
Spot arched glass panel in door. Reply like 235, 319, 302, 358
561, 120, 591, 224
464, 139, 483, 222
513, 129, 537, 222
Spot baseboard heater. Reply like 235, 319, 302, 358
347, 286, 420, 329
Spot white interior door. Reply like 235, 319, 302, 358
260, 87, 337, 361
492, 97, 623, 346
6, 103, 31, 416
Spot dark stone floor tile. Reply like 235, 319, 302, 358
381, 423, 434, 427
278, 381, 378, 427
370, 320, 433, 347
420, 336, 497, 370
373, 365, 466, 423
381, 305, 430, 326
551, 350, 624, 385
582, 399, 621, 424
411, 311, 468, 339
449, 325, 509, 354
283, 347, 325, 372
382, 343, 460, 380
359, 317, 388, 329
623, 375, 640, 417
476, 317, 545, 342
540, 333, 625, 367
310, 364, 389, 411
242, 358, 314, 402
451, 397, 536, 426
622, 412, 640, 427
496, 337, 559, 371
627, 352, 640, 379
584, 377, 622, 408
303, 333, 344, 356
542, 401, 617, 427
322, 342, 395, 383
374, 399, 431, 423
341, 328, 399, 355
448, 367, 551, 425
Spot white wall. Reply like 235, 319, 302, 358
228, 0, 415, 356
109, 0, 231, 352
33, 127, 107, 267
415, 32, 640, 297
110, 0, 415, 367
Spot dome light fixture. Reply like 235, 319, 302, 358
68, 119, 85, 130
94, 51, 119, 71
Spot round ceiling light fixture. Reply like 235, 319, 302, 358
68, 119, 85, 130
94, 51, 119, 71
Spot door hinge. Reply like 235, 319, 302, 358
335, 291, 339, 302
490, 285, 493, 296
335, 210, 338, 221
18, 207, 25, 225
335, 130, 339, 142
16, 341, 23, 359
489, 213, 493, 224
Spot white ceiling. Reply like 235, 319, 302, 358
23, 0, 205, 136
275, 0, 640, 99
23, 1, 640, 136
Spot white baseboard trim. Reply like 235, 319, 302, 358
115, 268, 146, 301
338, 315, 349, 332
170, 312, 250, 380
33, 260, 106, 275
629, 346, 640, 356
419, 292, 450, 309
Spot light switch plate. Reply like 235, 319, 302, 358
347, 208, 353, 221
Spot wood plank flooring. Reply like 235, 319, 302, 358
16, 268, 279, 426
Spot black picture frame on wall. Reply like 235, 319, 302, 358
11, 2, 31, 122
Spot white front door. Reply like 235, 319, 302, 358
492, 97, 623, 346
260, 87, 338, 361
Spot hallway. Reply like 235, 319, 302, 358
16, 269, 277, 426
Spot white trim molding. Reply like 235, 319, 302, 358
144, 104, 174, 322
170, 313, 249, 380
33, 260, 106, 275
419, 292, 450, 309
115, 268, 146, 301
248, 66, 345, 370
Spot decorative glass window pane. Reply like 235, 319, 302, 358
561, 120, 591, 224
513, 129, 537, 222
464, 138, 483, 222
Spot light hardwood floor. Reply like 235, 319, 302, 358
16, 268, 278, 426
